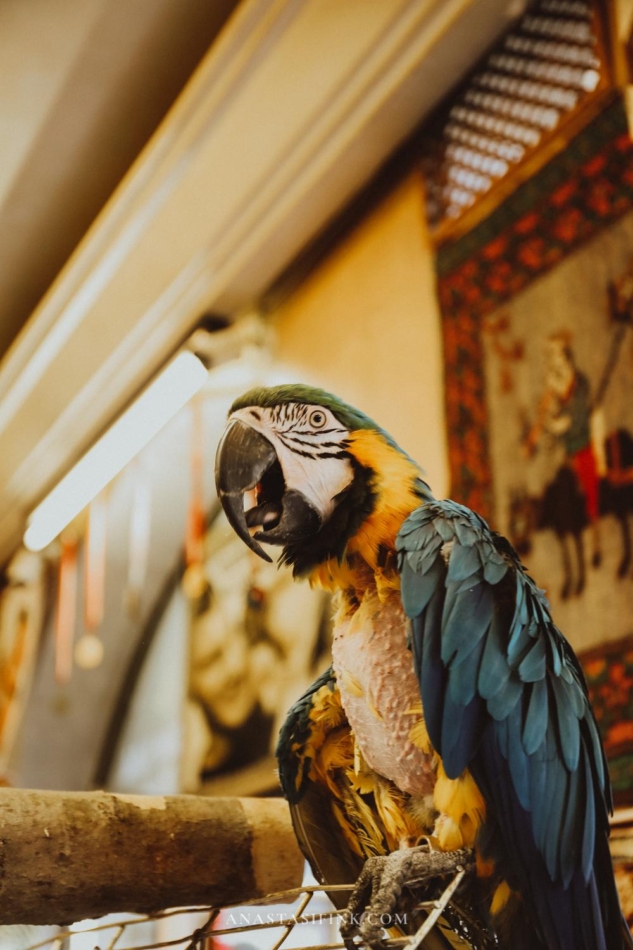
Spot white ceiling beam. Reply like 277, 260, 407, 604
0, 0, 519, 562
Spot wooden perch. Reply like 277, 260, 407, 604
0, 788, 304, 925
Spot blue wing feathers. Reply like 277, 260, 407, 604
543, 754, 567, 878
496, 712, 510, 760
529, 741, 548, 850
416, 595, 445, 752
396, 500, 629, 950
441, 692, 485, 778
582, 746, 597, 880
441, 581, 482, 644
482, 555, 508, 585
567, 674, 587, 718
517, 635, 547, 681
434, 517, 454, 541
486, 674, 522, 721
506, 616, 533, 667
507, 699, 531, 811
561, 765, 583, 887
453, 518, 480, 546
400, 557, 442, 617
441, 582, 489, 664
478, 610, 511, 699
420, 539, 443, 572
446, 540, 480, 581
551, 674, 581, 772
523, 678, 548, 754
448, 629, 488, 704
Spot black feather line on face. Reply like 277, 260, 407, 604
279, 456, 377, 576
280, 434, 317, 448
276, 435, 317, 460
280, 434, 344, 450
296, 427, 347, 436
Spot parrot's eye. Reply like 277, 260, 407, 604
309, 409, 326, 429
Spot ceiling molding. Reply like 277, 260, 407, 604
0, 0, 520, 562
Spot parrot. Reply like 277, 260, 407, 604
214, 383, 632, 950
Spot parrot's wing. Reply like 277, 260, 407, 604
276, 668, 482, 949
396, 500, 630, 950
276, 667, 364, 907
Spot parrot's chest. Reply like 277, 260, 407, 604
331, 587, 435, 797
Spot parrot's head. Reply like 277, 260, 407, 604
215, 384, 432, 580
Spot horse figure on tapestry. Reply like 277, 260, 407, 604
509, 428, 633, 600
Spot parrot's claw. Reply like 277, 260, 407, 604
339, 845, 475, 950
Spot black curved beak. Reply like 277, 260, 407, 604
215, 418, 323, 562
215, 420, 276, 561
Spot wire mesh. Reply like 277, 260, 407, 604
14, 872, 493, 950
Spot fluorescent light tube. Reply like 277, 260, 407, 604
24, 351, 208, 552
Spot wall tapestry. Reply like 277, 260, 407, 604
582, 635, 633, 806
435, 98, 633, 802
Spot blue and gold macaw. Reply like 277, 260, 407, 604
215, 384, 632, 950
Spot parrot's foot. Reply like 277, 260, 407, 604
339, 843, 475, 950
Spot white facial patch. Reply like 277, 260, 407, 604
276, 444, 353, 518
230, 404, 354, 519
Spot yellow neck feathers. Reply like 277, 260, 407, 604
309, 429, 424, 592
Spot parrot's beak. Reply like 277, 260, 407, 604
215, 419, 322, 562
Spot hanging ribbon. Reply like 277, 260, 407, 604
183, 397, 207, 600
126, 462, 152, 618
84, 493, 108, 632
55, 532, 78, 685
0, 607, 29, 741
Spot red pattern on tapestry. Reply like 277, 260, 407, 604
436, 103, 633, 521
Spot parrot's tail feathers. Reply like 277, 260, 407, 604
490, 889, 547, 950
491, 877, 601, 950
592, 827, 633, 950
472, 730, 621, 950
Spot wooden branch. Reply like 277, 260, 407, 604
0, 789, 304, 925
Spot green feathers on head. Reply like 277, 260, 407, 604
230, 383, 430, 481
230, 384, 385, 435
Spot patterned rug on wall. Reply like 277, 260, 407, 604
436, 98, 633, 519
434, 97, 633, 804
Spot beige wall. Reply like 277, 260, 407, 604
272, 172, 449, 498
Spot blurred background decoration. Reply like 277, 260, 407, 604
2, 0, 633, 944
185, 507, 332, 796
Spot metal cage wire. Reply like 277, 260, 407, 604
17, 870, 485, 950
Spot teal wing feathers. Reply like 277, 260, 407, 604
276, 667, 363, 906
396, 500, 630, 950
